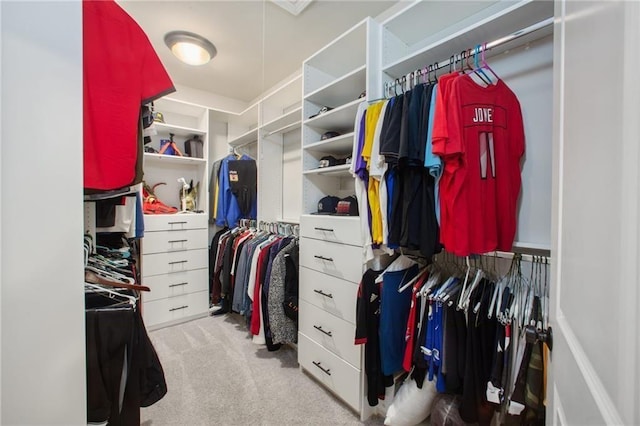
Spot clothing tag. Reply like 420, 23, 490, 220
486, 381, 502, 404
229, 170, 239, 182
508, 400, 526, 415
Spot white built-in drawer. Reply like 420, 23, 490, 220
299, 237, 363, 283
142, 229, 208, 254
298, 333, 361, 411
142, 268, 208, 302
142, 248, 208, 278
300, 214, 362, 247
143, 213, 208, 232
299, 266, 358, 324
142, 290, 209, 327
299, 300, 361, 368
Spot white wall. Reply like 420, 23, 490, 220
1, 1, 86, 424
550, 1, 640, 424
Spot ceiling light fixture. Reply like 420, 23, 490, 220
164, 31, 217, 66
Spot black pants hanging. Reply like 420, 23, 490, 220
86, 296, 167, 426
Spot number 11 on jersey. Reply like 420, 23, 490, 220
479, 131, 495, 179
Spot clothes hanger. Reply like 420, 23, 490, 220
481, 42, 500, 83
374, 252, 418, 283
85, 282, 138, 307
456, 256, 472, 310
398, 266, 428, 293
85, 265, 135, 285
473, 44, 493, 85
460, 265, 484, 312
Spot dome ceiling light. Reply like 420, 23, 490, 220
164, 31, 217, 66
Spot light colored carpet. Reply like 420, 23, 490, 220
141, 314, 386, 426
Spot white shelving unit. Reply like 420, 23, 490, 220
258, 74, 303, 223
301, 17, 380, 216
141, 96, 211, 330
297, 17, 381, 420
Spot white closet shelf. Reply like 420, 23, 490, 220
262, 107, 302, 135
303, 164, 351, 177
144, 153, 206, 166
278, 217, 300, 225
304, 132, 355, 155
156, 97, 209, 118
228, 128, 259, 147
262, 74, 302, 107
304, 65, 366, 107
300, 213, 359, 222
382, 1, 494, 48
382, 0, 553, 78
142, 212, 208, 218
84, 185, 140, 201
304, 18, 368, 81
153, 122, 206, 138
304, 99, 363, 131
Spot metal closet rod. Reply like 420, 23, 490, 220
386, 16, 554, 89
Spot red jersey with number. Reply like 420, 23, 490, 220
83, 0, 175, 190
433, 75, 524, 255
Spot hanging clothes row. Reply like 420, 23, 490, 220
84, 233, 166, 425
209, 151, 258, 227
355, 251, 550, 426
353, 44, 525, 260
208, 221, 300, 349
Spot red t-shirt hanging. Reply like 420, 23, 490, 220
83, 0, 175, 190
435, 75, 525, 255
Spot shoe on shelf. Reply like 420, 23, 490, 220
142, 182, 178, 214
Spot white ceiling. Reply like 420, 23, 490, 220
119, 0, 400, 103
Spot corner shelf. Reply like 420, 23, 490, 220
228, 128, 259, 147
262, 107, 302, 135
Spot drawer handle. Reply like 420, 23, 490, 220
314, 255, 333, 262
313, 289, 333, 299
169, 305, 189, 312
168, 260, 188, 265
314, 227, 334, 232
312, 361, 331, 376
168, 221, 188, 225
168, 239, 188, 244
313, 325, 333, 337
169, 282, 188, 288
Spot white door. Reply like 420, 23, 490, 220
551, 0, 640, 424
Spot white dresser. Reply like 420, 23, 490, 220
298, 214, 363, 412
141, 214, 210, 329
